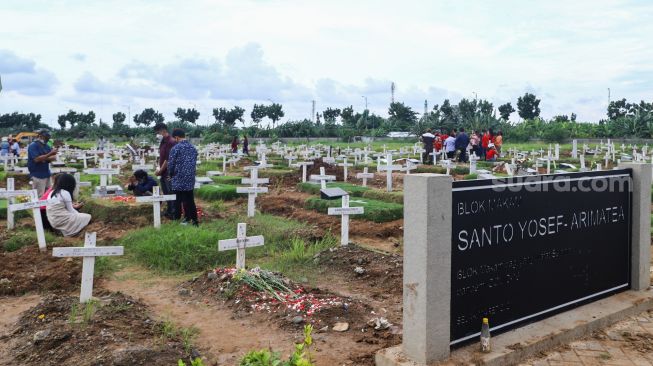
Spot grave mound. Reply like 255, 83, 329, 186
0, 246, 81, 296
1, 291, 195, 365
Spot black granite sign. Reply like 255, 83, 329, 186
450, 170, 632, 345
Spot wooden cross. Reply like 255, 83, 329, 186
310, 167, 336, 189
9, 190, 59, 252
285, 155, 297, 167
135, 186, 176, 228
356, 167, 374, 187
84, 167, 120, 196
338, 158, 353, 182
327, 195, 363, 246
218, 223, 264, 269
237, 170, 269, 217
293, 161, 314, 183
378, 154, 402, 192
0, 178, 33, 230
52, 232, 124, 303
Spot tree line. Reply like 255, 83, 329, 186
1, 93, 651, 143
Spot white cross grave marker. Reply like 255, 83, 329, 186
356, 167, 375, 187
310, 167, 336, 189
0, 178, 33, 230
218, 223, 264, 269
293, 161, 314, 183
135, 186, 176, 228
338, 158, 353, 182
327, 195, 364, 246
378, 154, 402, 192
52, 232, 124, 303
9, 190, 59, 252
237, 171, 269, 218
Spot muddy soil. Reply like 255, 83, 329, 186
0, 245, 81, 296
183, 268, 401, 366
0, 291, 196, 366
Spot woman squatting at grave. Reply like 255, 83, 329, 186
45, 173, 92, 237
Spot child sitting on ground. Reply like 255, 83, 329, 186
126, 169, 158, 196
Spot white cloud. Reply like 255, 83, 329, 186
0, 0, 652, 125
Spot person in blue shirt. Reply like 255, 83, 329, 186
455, 127, 470, 163
126, 169, 158, 196
167, 128, 199, 226
27, 129, 58, 196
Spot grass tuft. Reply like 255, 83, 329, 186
304, 196, 403, 222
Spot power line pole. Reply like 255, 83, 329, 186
391, 82, 395, 104
312, 100, 316, 122
607, 88, 611, 106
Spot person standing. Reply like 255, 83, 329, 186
420, 129, 435, 164
0, 137, 9, 156
231, 136, 239, 154
11, 139, 20, 157
495, 131, 504, 155
154, 123, 177, 219
167, 128, 199, 226
455, 127, 470, 162
242, 135, 249, 156
28, 129, 58, 196
444, 131, 457, 160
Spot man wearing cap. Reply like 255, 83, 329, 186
27, 130, 58, 196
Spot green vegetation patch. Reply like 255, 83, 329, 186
118, 214, 316, 273
0, 200, 30, 220
305, 196, 402, 222
195, 184, 240, 201
211, 175, 242, 185
3, 228, 59, 252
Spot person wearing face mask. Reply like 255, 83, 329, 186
167, 128, 199, 226
154, 123, 177, 219
28, 129, 58, 196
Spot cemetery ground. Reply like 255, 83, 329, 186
0, 140, 652, 366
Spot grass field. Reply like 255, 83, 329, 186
117, 214, 328, 274
305, 196, 403, 222
195, 184, 240, 201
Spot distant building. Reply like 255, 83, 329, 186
386, 131, 415, 138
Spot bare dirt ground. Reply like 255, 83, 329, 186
0, 291, 194, 366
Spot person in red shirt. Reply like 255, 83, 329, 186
154, 123, 177, 219
486, 143, 498, 161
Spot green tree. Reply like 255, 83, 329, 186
498, 102, 515, 120
322, 108, 341, 123
517, 93, 541, 119
133, 108, 164, 127
213, 106, 245, 127
174, 108, 200, 124
340, 106, 355, 127
250, 104, 267, 126
388, 102, 418, 131
266, 103, 284, 128
607, 98, 630, 120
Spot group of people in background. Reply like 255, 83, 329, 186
1, 137, 21, 157
231, 135, 249, 155
21, 124, 201, 239
421, 128, 503, 164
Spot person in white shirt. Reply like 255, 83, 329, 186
444, 132, 457, 159
46, 173, 91, 237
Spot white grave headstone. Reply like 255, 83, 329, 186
52, 232, 124, 302
218, 223, 264, 269
327, 195, 363, 246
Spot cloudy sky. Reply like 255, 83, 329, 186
0, 0, 651, 127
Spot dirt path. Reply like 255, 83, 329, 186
102, 267, 377, 365
0, 295, 42, 363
